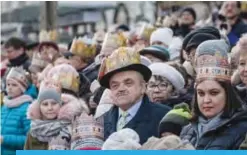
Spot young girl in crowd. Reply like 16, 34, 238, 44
25, 79, 72, 150
1, 67, 33, 155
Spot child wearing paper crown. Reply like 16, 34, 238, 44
1, 67, 33, 155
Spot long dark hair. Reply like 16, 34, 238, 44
191, 80, 244, 121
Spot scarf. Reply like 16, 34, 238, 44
4, 94, 33, 108
30, 119, 71, 142
8, 52, 29, 67
197, 112, 225, 138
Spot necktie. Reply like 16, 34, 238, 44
117, 111, 129, 131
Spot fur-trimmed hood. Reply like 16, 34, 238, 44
27, 93, 90, 121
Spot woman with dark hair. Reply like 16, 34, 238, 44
180, 40, 247, 150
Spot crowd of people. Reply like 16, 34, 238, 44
1, 1, 247, 154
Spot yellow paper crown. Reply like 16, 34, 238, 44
31, 52, 49, 69
196, 51, 231, 82
70, 37, 96, 59
98, 47, 141, 80
137, 24, 156, 41
48, 65, 80, 93
101, 32, 127, 49
39, 29, 58, 42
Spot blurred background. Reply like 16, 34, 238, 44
1, 1, 247, 44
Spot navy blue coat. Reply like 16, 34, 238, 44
104, 95, 171, 144
180, 110, 247, 150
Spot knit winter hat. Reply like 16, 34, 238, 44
102, 128, 141, 150
149, 63, 185, 91
150, 28, 173, 47
140, 45, 170, 62
185, 33, 218, 52
159, 103, 192, 137
37, 88, 62, 105
181, 7, 197, 21
6, 67, 29, 93
47, 64, 80, 94
182, 26, 221, 51
195, 39, 230, 82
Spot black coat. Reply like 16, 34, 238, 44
180, 110, 247, 150
104, 95, 170, 144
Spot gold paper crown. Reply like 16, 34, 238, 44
70, 37, 96, 59
101, 32, 127, 49
39, 29, 58, 42
98, 47, 141, 80
137, 24, 156, 41
196, 51, 231, 81
48, 66, 80, 93
30, 52, 49, 69
6, 67, 29, 87
40, 77, 62, 93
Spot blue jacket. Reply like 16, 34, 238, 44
180, 110, 247, 150
227, 18, 247, 47
104, 95, 171, 144
1, 97, 32, 155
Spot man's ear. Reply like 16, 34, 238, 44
141, 81, 147, 95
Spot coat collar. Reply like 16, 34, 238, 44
104, 95, 151, 132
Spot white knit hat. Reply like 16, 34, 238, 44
148, 62, 185, 91
102, 128, 141, 150
150, 28, 173, 47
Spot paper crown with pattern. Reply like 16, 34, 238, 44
70, 36, 97, 59
39, 29, 58, 42
100, 32, 127, 56
98, 47, 152, 88
137, 24, 156, 41
29, 52, 49, 73
6, 67, 29, 88
39, 77, 62, 94
195, 40, 231, 82
71, 113, 104, 150
47, 64, 80, 93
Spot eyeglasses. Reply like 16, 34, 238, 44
147, 82, 171, 91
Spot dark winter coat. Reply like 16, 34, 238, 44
104, 95, 170, 144
180, 110, 247, 150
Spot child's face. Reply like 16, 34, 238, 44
40, 99, 61, 120
6, 79, 23, 98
